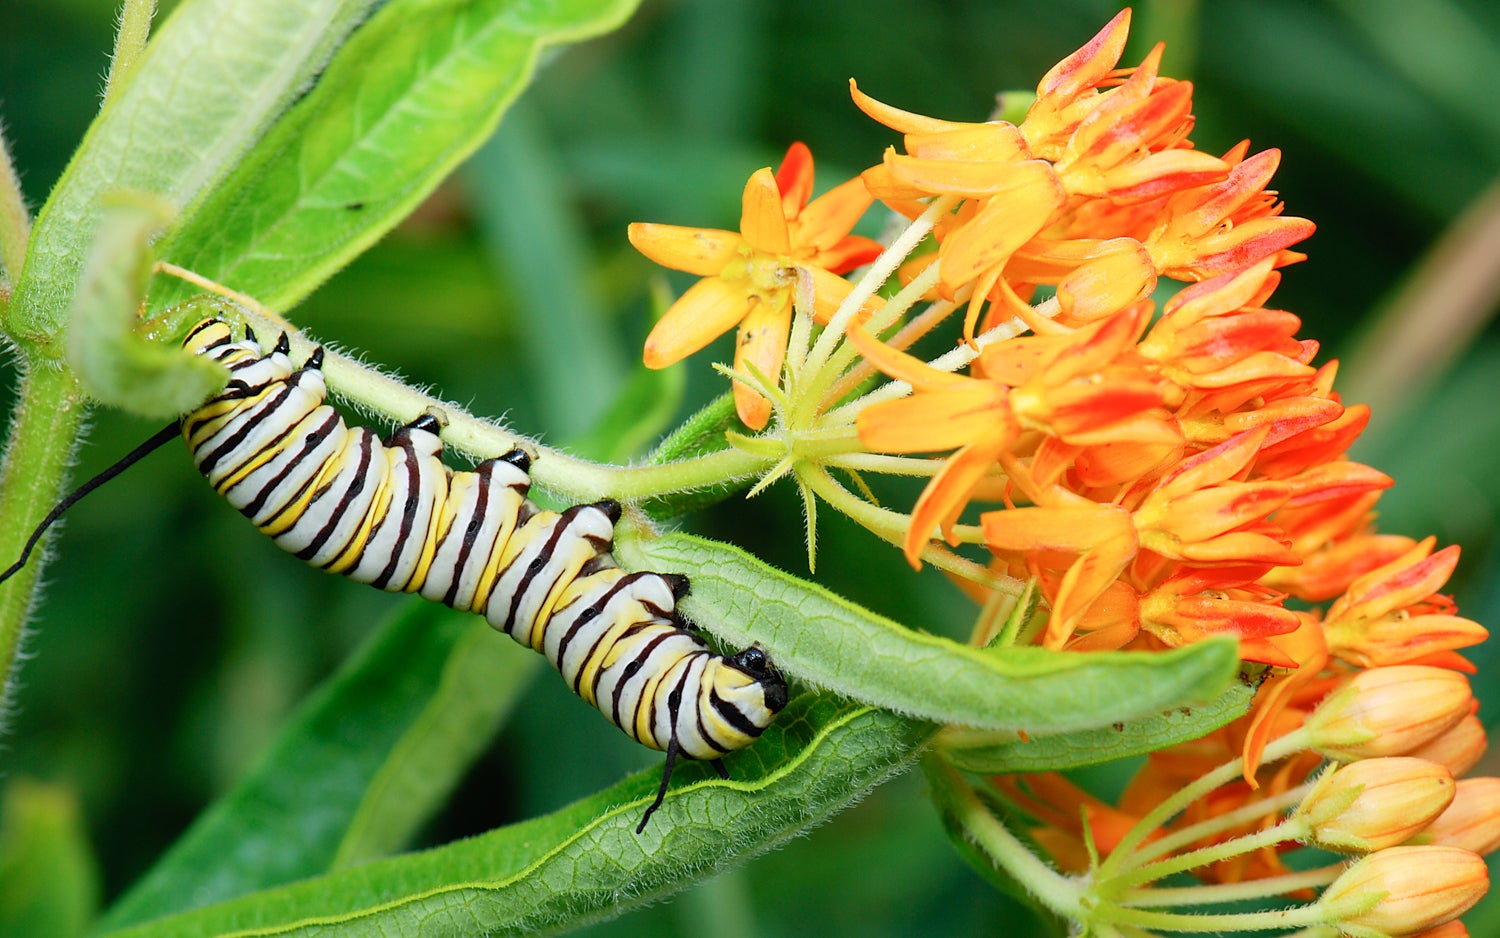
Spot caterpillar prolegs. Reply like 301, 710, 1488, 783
0, 317, 788, 833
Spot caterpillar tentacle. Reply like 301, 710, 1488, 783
182, 318, 788, 830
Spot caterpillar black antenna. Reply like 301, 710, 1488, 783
0, 420, 183, 587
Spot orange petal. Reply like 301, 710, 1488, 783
741, 167, 792, 254
938, 162, 1065, 285
731, 295, 792, 431
628, 223, 742, 276
850, 78, 959, 135
856, 387, 1012, 454
797, 176, 877, 256
1034, 9, 1131, 103
904, 441, 1004, 565
846, 326, 973, 390
642, 276, 754, 368
906, 123, 1029, 162
776, 142, 815, 220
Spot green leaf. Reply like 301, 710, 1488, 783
65, 197, 228, 418
99, 696, 931, 937
627, 533, 1240, 733
99, 602, 533, 930
0, 779, 100, 938
147, 0, 643, 319
936, 677, 1258, 773
331, 622, 540, 870
7, 0, 378, 355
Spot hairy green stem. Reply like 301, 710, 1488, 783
104, 0, 158, 106
1097, 729, 1311, 879
0, 365, 86, 722
1106, 817, 1306, 892
1128, 782, 1310, 868
1119, 865, 1342, 909
1095, 900, 1327, 933
925, 755, 1085, 921
232, 305, 773, 501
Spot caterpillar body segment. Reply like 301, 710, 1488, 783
180, 318, 788, 829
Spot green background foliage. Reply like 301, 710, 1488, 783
1, 0, 1498, 935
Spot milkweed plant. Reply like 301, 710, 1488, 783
0, 2, 1495, 937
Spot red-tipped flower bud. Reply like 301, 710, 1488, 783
1321, 845, 1487, 936
1299, 758, 1455, 852
1304, 667, 1472, 760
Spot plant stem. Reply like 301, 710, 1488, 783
1126, 782, 1310, 868
0, 364, 86, 723
1094, 900, 1327, 933
230, 304, 773, 501
1106, 818, 1305, 892
1096, 729, 1310, 879
104, 0, 157, 106
925, 755, 1086, 920
1119, 865, 1342, 908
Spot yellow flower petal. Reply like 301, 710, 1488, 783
642, 276, 755, 368
740, 167, 791, 255
731, 295, 792, 430
628, 222, 742, 277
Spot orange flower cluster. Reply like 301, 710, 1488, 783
628, 9, 1491, 909
840, 10, 1492, 904
845, 10, 1486, 682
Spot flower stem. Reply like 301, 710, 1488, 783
1106, 818, 1306, 892
1127, 782, 1311, 867
0, 365, 86, 725
799, 464, 1002, 586
925, 755, 1086, 920
805, 196, 953, 374
1096, 729, 1311, 879
1093, 900, 1327, 933
104, 0, 157, 106
1119, 865, 1342, 908
231, 305, 773, 501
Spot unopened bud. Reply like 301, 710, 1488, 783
1419, 778, 1500, 856
1321, 845, 1487, 936
1304, 667, 1472, 760
1406, 714, 1488, 778
1411, 921, 1469, 938
1299, 758, 1454, 852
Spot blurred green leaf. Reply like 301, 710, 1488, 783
331, 622, 539, 870
99, 602, 528, 930
148, 0, 641, 331
99, 695, 930, 937
8, 0, 378, 352
629, 534, 1240, 733
0, 779, 100, 938
66, 197, 228, 418
936, 678, 1257, 773
570, 353, 686, 463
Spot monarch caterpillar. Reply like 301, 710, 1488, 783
4, 316, 789, 833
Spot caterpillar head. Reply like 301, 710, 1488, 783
721, 643, 789, 725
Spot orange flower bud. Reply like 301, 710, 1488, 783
1321, 846, 1487, 936
1420, 778, 1500, 856
1411, 921, 1470, 938
1407, 715, 1489, 778
1304, 666, 1473, 760
1299, 758, 1455, 852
